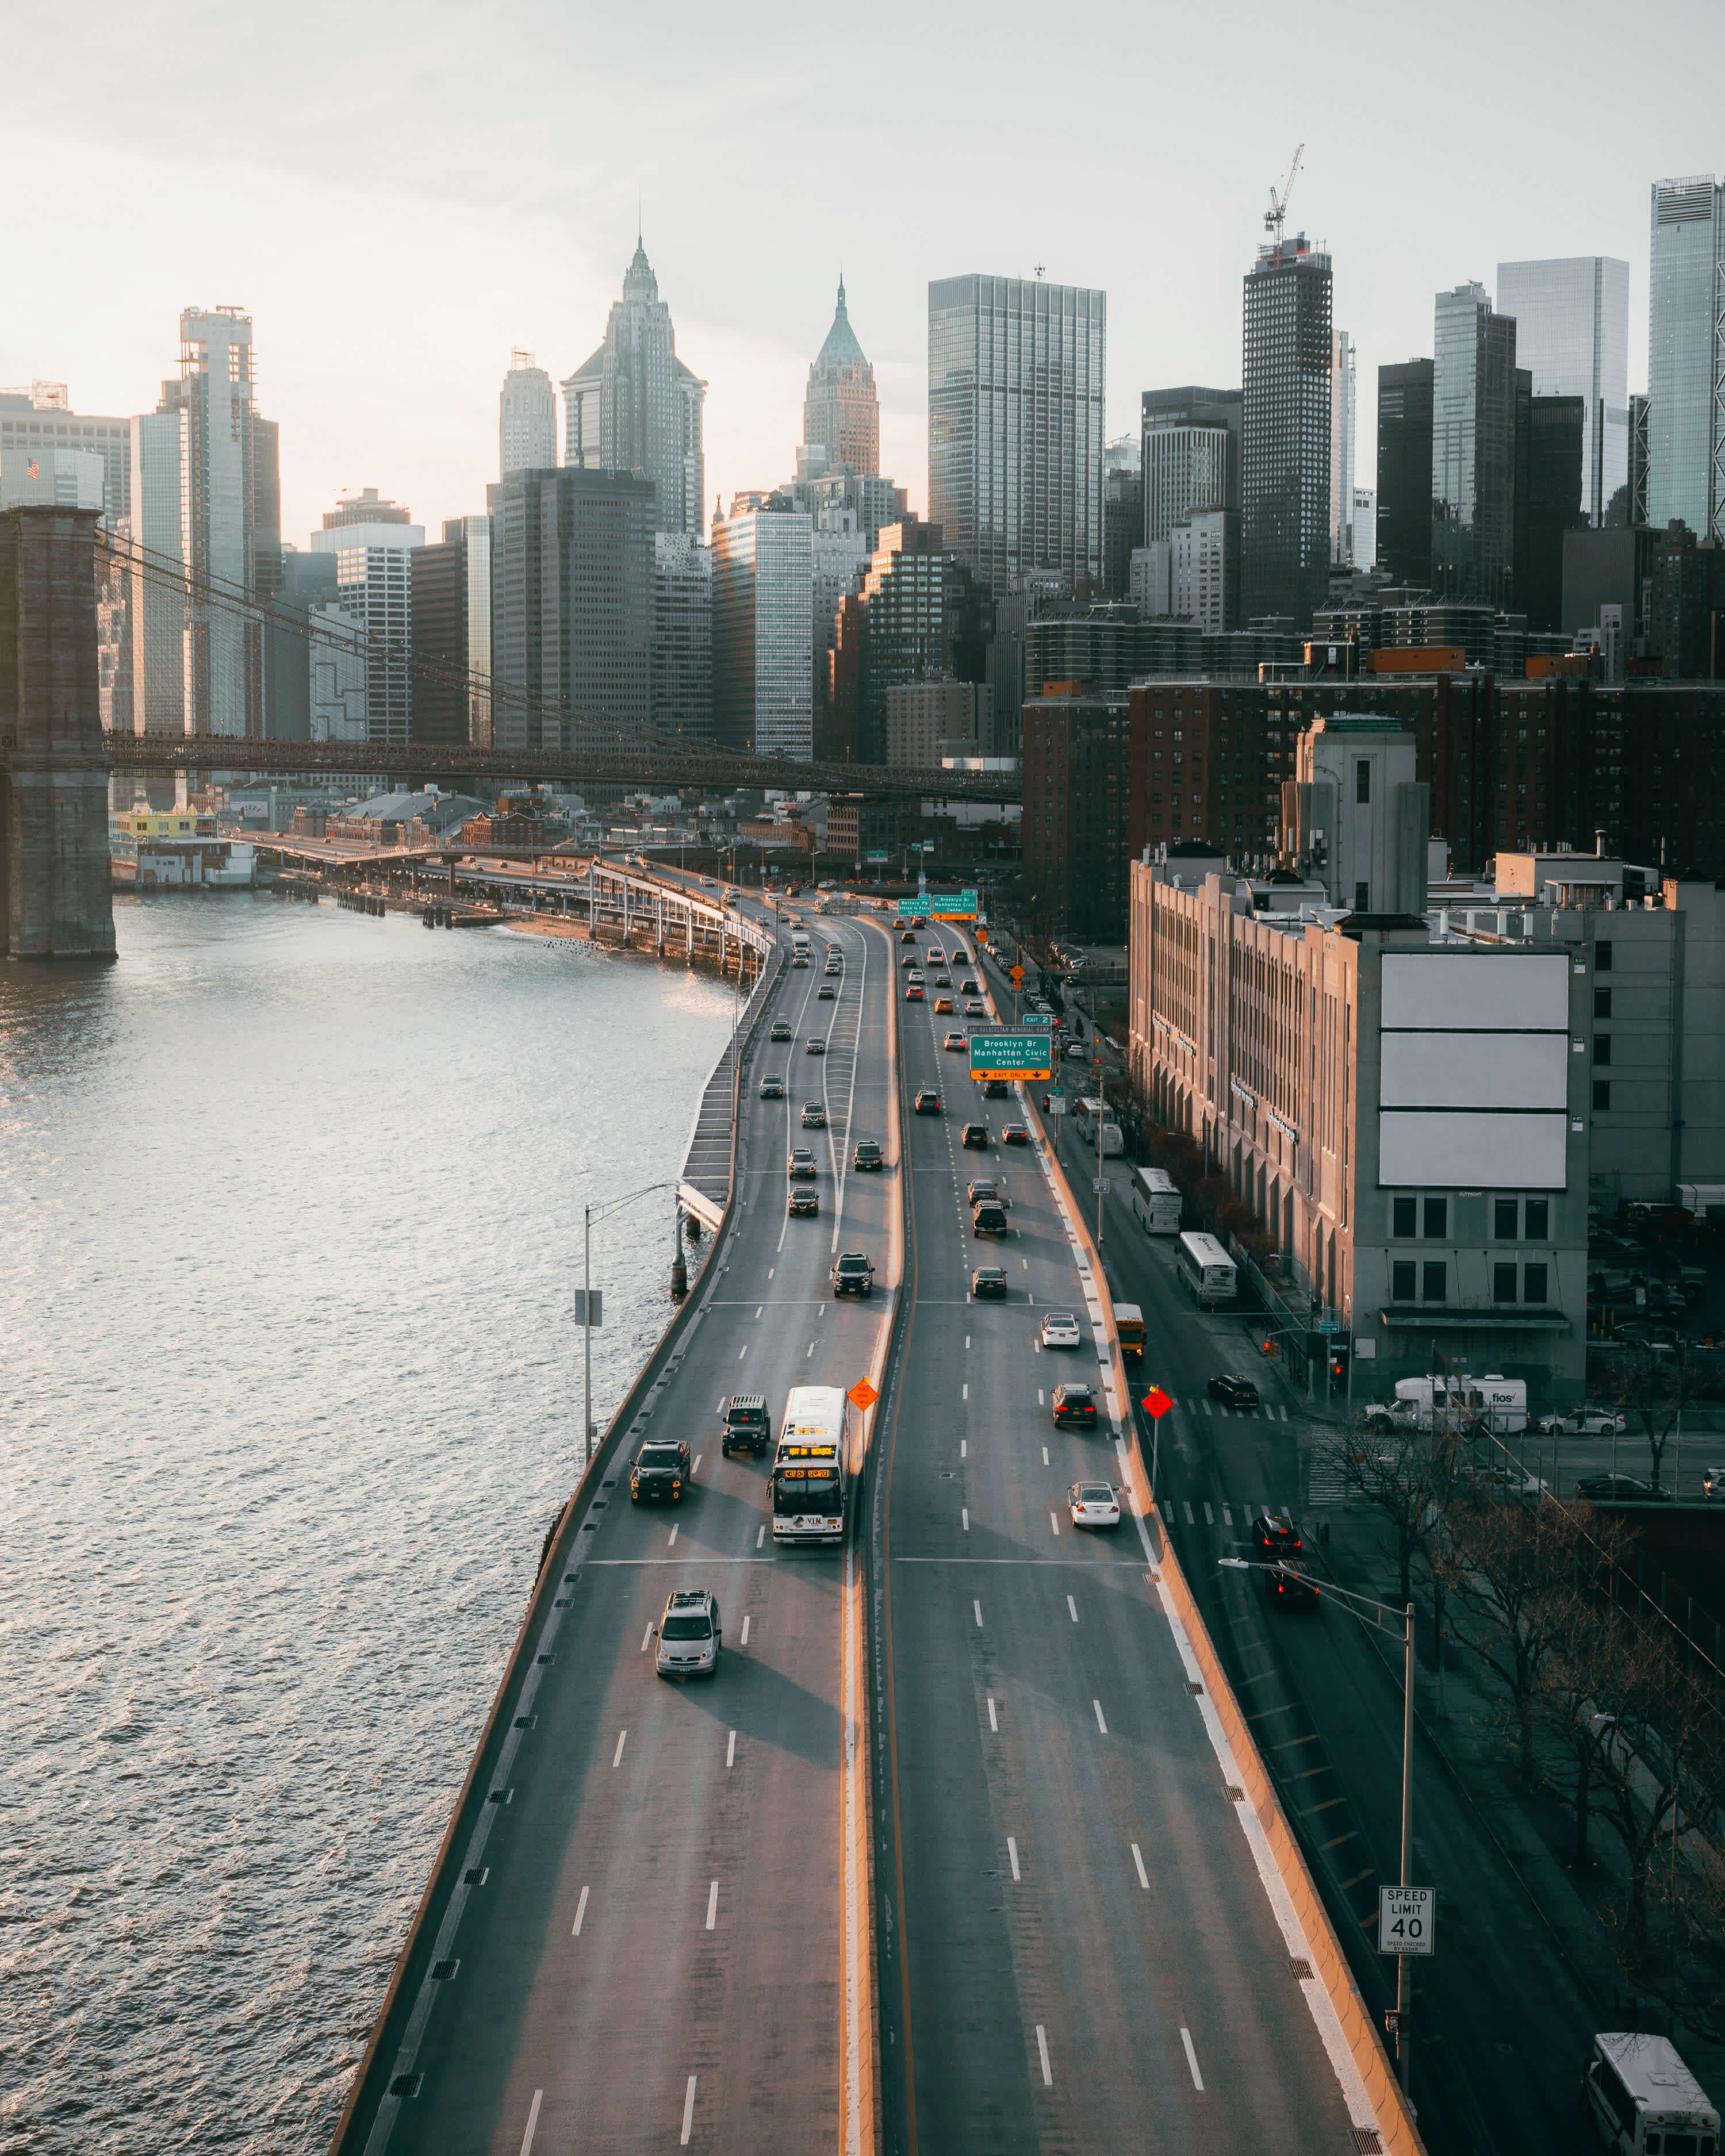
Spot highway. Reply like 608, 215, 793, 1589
376, 899, 895, 2156
1056, 1105, 1605, 2156
871, 930, 1373, 2153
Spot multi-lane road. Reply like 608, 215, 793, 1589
378, 903, 893, 2155
871, 931, 1372, 2152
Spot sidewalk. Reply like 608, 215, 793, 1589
1312, 1472, 1725, 2094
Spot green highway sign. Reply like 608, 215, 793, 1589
1023, 1013, 1053, 1030
896, 895, 931, 917
866, 850, 890, 862
969, 1031, 1054, 1081
930, 887, 978, 919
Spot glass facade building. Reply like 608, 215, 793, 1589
710, 501, 813, 759
1496, 256, 1628, 527
1241, 236, 1332, 627
563, 242, 706, 539
1432, 283, 1518, 608
652, 531, 712, 748
1647, 176, 1725, 540
927, 274, 1106, 599
1375, 359, 1433, 586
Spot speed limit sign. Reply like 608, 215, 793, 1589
1378, 1886, 1435, 1956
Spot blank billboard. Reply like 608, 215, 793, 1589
1380, 1031, 1569, 1110
1381, 952, 1569, 1032
1379, 1111, 1569, 1188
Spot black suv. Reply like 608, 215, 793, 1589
1249, 1510, 1302, 1556
833, 1252, 875, 1298
1052, 1383, 1098, 1429
631, 1438, 693, 1503
720, 1394, 772, 1459
853, 1138, 884, 1171
1209, 1374, 1260, 1410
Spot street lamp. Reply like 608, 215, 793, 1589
1219, 1558, 1419, 2094
580, 1179, 679, 1473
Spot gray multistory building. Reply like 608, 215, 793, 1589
1496, 257, 1629, 528
411, 516, 492, 747
563, 240, 706, 538
1647, 175, 1725, 540
653, 531, 712, 749
927, 274, 1105, 599
1375, 359, 1434, 586
311, 492, 423, 748
1141, 388, 1240, 538
500, 351, 557, 477
1432, 282, 1518, 609
710, 493, 813, 759
1331, 328, 1356, 566
486, 466, 655, 755
1241, 234, 1332, 627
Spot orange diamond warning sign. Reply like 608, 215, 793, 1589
848, 1380, 879, 1411
1141, 1386, 1173, 1421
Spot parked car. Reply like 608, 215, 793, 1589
1538, 1406, 1627, 1436
1575, 1472, 1673, 1502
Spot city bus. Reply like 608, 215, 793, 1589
772, 1384, 848, 1545
1072, 1097, 1124, 1156
1130, 1165, 1182, 1236
1176, 1231, 1238, 1307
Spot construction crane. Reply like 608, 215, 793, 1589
1264, 143, 1304, 248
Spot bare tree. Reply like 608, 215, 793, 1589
1536, 1511, 1637, 1868
1438, 1491, 1590, 1785
1330, 1414, 1464, 1610
1601, 1346, 1704, 1492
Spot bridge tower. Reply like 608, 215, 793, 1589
0, 506, 116, 959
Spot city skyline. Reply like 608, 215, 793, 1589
4, 0, 1713, 560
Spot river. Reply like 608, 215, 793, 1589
0, 895, 738, 2151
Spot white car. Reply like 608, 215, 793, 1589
1040, 1310, 1082, 1349
1068, 1481, 1121, 1530
1539, 1406, 1628, 1436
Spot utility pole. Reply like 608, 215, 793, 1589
582, 1202, 594, 1470
1397, 1599, 1415, 2094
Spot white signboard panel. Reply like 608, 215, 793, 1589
1381, 951, 1569, 1033
1380, 1031, 1569, 1111
1378, 1885, 1435, 1956
1379, 1111, 1568, 1189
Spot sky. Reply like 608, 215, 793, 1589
7, 0, 1722, 552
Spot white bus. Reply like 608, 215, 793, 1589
1072, 1097, 1124, 1156
1130, 1166, 1182, 1236
1585, 2032, 1717, 2154
772, 1384, 849, 1545
1177, 1231, 1237, 1306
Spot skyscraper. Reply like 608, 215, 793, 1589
1496, 257, 1629, 528
486, 466, 656, 753
927, 274, 1106, 598
312, 490, 424, 747
1516, 396, 1585, 631
1431, 282, 1518, 607
563, 240, 706, 538
1647, 175, 1725, 540
1102, 436, 1143, 602
1331, 329, 1356, 566
411, 517, 491, 747
129, 308, 278, 742
500, 351, 557, 477
1375, 359, 1434, 586
710, 494, 814, 758
1141, 388, 1241, 540
803, 278, 880, 479
653, 531, 712, 748
1241, 233, 1332, 626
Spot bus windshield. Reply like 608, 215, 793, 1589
775, 1465, 839, 1512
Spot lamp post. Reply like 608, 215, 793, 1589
1220, 1559, 1419, 2094
581, 1179, 677, 1472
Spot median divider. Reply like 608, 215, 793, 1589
1022, 1079, 1427, 2156
329, 918, 783, 2156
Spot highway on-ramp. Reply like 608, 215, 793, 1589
375, 908, 895, 2156
871, 927, 1373, 2153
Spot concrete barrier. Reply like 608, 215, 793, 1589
329, 933, 783, 2156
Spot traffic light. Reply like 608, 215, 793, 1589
1327, 1339, 1351, 1394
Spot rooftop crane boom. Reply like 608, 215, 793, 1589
1265, 142, 1304, 248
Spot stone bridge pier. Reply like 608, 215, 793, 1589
0, 505, 116, 960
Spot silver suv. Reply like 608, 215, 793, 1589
655, 1589, 721, 1679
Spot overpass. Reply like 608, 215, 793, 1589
332, 877, 1417, 2155
102, 728, 1025, 806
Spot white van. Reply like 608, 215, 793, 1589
1584, 2032, 1718, 2154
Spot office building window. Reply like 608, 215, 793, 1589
1524, 1264, 1548, 1304
1356, 759, 1371, 803
1594, 987, 1612, 1019
1423, 1196, 1447, 1239
1525, 1198, 1548, 1239
1392, 1260, 1417, 1302
1392, 1195, 1416, 1237
1594, 1034, 1611, 1065
1355, 880, 1370, 912
1422, 1261, 1447, 1303
1595, 939, 1612, 970
1493, 1263, 1518, 1303
1494, 1198, 1518, 1239
1593, 1080, 1612, 1111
